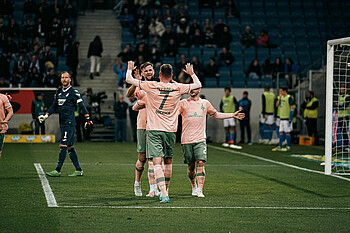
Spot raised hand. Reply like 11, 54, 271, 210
127, 61, 135, 71
233, 109, 245, 120
182, 63, 194, 76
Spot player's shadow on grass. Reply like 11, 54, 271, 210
238, 170, 350, 199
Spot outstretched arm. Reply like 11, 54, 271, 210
212, 109, 245, 120
183, 63, 202, 90
126, 69, 141, 97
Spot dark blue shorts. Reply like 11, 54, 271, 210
60, 125, 75, 146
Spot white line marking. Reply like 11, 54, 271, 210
57, 205, 350, 210
208, 145, 350, 182
34, 163, 58, 207
39, 163, 278, 167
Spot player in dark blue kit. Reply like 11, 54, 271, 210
39, 72, 93, 177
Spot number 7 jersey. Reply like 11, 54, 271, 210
138, 80, 190, 132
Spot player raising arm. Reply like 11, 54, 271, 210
39, 72, 93, 177
178, 88, 244, 197
0, 93, 14, 159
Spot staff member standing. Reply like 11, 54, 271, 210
301, 91, 319, 145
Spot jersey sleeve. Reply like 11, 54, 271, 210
139, 80, 152, 92
178, 83, 190, 95
3, 95, 11, 110
47, 90, 59, 115
73, 89, 89, 115
178, 99, 185, 115
206, 100, 217, 117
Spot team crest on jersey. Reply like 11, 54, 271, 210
201, 105, 205, 111
58, 99, 66, 105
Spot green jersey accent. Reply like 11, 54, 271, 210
279, 95, 291, 119
263, 91, 276, 114
222, 95, 235, 113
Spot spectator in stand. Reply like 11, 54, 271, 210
188, 29, 203, 48
59, 38, 71, 57
175, 5, 189, 25
263, 58, 274, 78
161, 25, 176, 47
273, 57, 284, 80
214, 18, 227, 40
12, 65, 27, 87
132, 18, 148, 40
136, 8, 149, 26
164, 38, 178, 57
150, 36, 161, 51
27, 67, 43, 87
117, 43, 135, 62
246, 59, 262, 79
149, 44, 161, 66
62, 18, 73, 40
34, 37, 44, 51
119, 8, 134, 28
257, 30, 269, 48
0, 0, 13, 18
135, 55, 145, 68
218, 47, 235, 67
284, 58, 298, 88
19, 38, 30, 54
6, 18, 20, 38
50, 17, 61, 34
225, 0, 239, 18
0, 55, 12, 81
203, 18, 214, 32
66, 41, 80, 86
189, 18, 202, 37
113, 58, 127, 88
13, 55, 28, 75
29, 44, 41, 59
121, 0, 135, 15
0, 31, 5, 48
217, 25, 232, 48
0, 77, 9, 87
176, 28, 188, 47
148, 17, 165, 38
3, 36, 17, 55
0, 19, 6, 34
37, 6, 50, 24
192, 56, 204, 78
135, 41, 148, 61
62, 0, 76, 18
24, 0, 37, 15
22, 19, 35, 39
40, 45, 56, 68
28, 55, 42, 75
204, 28, 215, 48
52, 7, 62, 22
176, 54, 191, 83
128, 96, 138, 143
162, 9, 174, 27
241, 25, 256, 48
44, 68, 60, 87
152, 8, 162, 22
46, 30, 59, 48
114, 94, 128, 143
204, 57, 219, 78
176, 18, 189, 35
50, 0, 61, 13
87, 35, 103, 79
34, 17, 48, 38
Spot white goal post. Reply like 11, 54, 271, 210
325, 37, 350, 175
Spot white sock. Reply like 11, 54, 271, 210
150, 183, 157, 191
135, 181, 141, 186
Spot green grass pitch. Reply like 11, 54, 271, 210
0, 143, 349, 232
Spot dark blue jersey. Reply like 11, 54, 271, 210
47, 86, 89, 126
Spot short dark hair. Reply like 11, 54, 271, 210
264, 84, 270, 90
308, 90, 314, 96
140, 62, 153, 71
160, 64, 173, 78
243, 91, 248, 95
281, 86, 288, 92
225, 87, 231, 92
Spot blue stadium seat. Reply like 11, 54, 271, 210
58, 56, 66, 66
246, 80, 260, 88
213, 9, 225, 19
162, 57, 175, 66
205, 77, 218, 88
201, 9, 213, 19
219, 68, 231, 79
57, 65, 70, 72
219, 78, 232, 88
189, 48, 202, 59
232, 81, 245, 88
257, 48, 269, 62
203, 47, 216, 58
178, 48, 189, 57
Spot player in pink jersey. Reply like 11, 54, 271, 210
0, 93, 14, 159
126, 62, 160, 197
127, 61, 201, 203
179, 88, 244, 197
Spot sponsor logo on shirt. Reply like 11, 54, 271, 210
157, 87, 174, 92
188, 112, 203, 118
155, 110, 171, 115
58, 99, 66, 105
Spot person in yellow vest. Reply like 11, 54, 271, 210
336, 85, 350, 150
260, 84, 276, 144
220, 87, 241, 149
272, 86, 294, 151
301, 91, 319, 145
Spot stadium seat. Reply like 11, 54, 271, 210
203, 47, 216, 58
246, 80, 260, 88
189, 48, 202, 59
232, 71, 245, 81
219, 68, 231, 79
219, 78, 232, 88
178, 48, 189, 57
232, 81, 245, 88
201, 9, 213, 19
162, 57, 175, 66
205, 77, 218, 88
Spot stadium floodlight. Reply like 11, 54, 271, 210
325, 37, 350, 175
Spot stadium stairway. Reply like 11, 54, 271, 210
75, 10, 122, 142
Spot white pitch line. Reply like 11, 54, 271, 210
34, 163, 58, 207
57, 205, 350, 210
208, 145, 350, 182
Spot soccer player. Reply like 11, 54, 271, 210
126, 62, 160, 197
272, 86, 294, 151
0, 93, 14, 160
260, 84, 276, 144
220, 87, 241, 149
39, 72, 93, 176
127, 61, 201, 203
179, 88, 244, 197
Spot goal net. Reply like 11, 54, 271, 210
325, 37, 350, 175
